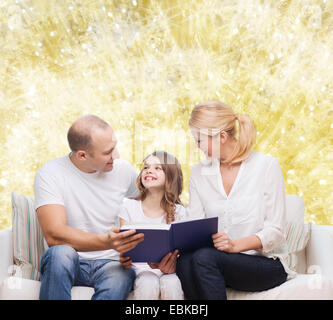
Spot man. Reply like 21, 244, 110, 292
34, 115, 144, 300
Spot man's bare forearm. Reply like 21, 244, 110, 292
46, 225, 144, 254
46, 225, 111, 252
37, 204, 143, 253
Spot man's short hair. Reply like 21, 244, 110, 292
67, 115, 110, 153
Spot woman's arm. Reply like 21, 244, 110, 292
212, 232, 262, 253
213, 158, 286, 253
254, 158, 287, 252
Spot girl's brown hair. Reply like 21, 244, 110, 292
189, 100, 256, 165
135, 151, 183, 224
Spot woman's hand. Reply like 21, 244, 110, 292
212, 232, 237, 253
148, 250, 179, 274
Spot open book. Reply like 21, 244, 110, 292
120, 216, 218, 262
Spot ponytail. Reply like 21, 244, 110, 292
223, 113, 256, 165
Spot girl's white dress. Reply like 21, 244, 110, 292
119, 199, 187, 300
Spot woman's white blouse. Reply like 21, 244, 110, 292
187, 150, 296, 278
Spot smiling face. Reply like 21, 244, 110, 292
140, 155, 166, 190
191, 128, 223, 159
74, 126, 119, 173
87, 126, 119, 172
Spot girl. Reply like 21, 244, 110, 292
176, 100, 296, 300
119, 150, 186, 300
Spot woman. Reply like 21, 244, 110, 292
176, 100, 296, 300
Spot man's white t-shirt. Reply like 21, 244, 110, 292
34, 154, 139, 260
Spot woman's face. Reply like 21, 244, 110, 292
191, 129, 222, 159
141, 155, 166, 190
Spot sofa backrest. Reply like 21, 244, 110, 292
286, 195, 305, 223
10, 193, 308, 280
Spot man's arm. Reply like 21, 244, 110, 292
37, 204, 144, 252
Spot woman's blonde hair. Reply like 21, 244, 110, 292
135, 151, 183, 224
189, 101, 256, 165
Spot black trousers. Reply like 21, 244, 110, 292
176, 247, 287, 300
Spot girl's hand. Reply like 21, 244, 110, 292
119, 253, 133, 269
147, 262, 159, 269
148, 250, 179, 274
212, 232, 236, 253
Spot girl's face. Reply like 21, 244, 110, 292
141, 155, 166, 190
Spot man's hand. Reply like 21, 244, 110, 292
148, 250, 179, 274
212, 232, 236, 253
108, 227, 144, 253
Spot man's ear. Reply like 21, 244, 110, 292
76, 150, 87, 160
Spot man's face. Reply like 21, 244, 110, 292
87, 126, 119, 172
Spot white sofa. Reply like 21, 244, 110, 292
1, 195, 333, 300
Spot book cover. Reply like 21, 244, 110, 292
120, 216, 218, 262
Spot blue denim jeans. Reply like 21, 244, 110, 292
39, 245, 136, 300
176, 247, 287, 300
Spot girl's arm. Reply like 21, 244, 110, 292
148, 250, 179, 274
119, 218, 126, 227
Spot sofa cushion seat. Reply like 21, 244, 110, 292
226, 274, 333, 300
0, 277, 94, 300
2, 274, 333, 300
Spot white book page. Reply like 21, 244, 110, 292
120, 224, 171, 230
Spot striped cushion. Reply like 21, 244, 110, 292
286, 222, 310, 253
11, 192, 46, 281
285, 221, 311, 271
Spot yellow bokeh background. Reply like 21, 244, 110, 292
0, 0, 332, 229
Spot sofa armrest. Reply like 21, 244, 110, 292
0, 228, 13, 283
306, 224, 333, 280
